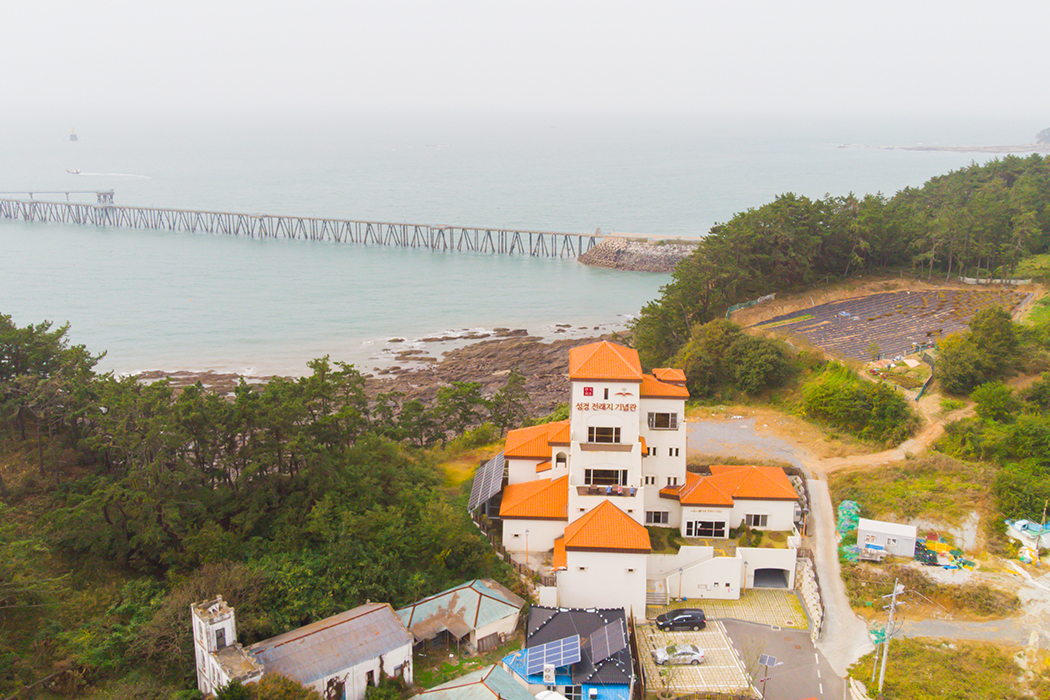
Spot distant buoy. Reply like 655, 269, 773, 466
70, 128, 78, 142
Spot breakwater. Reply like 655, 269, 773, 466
577, 235, 698, 272
0, 197, 601, 258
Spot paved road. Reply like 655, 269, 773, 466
808, 479, 874, 676
722, 620, 844, 700
687, 420, 874, 678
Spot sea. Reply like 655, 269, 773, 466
0, 111, 1035, 377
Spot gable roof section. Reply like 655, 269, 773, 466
504, 420, 570, 459
526, 606, 633, 686
563, 501, 650, 553
672, 465, 798, 506
652, 367, 687, 384
499, 475, 569, 520
250, 603, 410, 685
414, 665, 536, 700
640, 374, 690, 398
396, 579, 525, 643
569, 341, 643, 382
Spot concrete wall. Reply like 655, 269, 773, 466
558, 549, 647, 617
309, 645, 413, 700
507, 457, 543, 485
650, 546, 744, 600
502, 518, 565, 553
474, 614, 521, 650
739, 547, 798, 588
729, 499, 796, 531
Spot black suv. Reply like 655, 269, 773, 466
655, 608, 706, 631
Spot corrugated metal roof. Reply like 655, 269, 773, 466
858, 518, 917, 538
414, 665, 536, 700
250, 603, 411, 685
396, 579, 524, 643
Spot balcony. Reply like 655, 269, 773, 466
575, 485, 638, 497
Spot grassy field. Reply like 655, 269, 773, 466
848, 637, 1050, 700
828, 454, 995, 526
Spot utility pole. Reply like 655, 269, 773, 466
878, 579, 904, 696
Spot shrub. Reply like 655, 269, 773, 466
801, 363, 918, 444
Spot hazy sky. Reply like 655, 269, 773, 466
5, 1, 1048, 119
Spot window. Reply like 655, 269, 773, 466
585, 468, 628, 486
556, 452, 567, 469
578, 567, 587, 572
604, 388, 610, 400
646, 511, 669, 525
685, 520, 727, 538
648, 446, 657, 456
668, 447, 679, 457
564, 686, 582, 700
648, 412, 679, 430
745, 514, 768, 528
588, 426, 621, 443
666, 476, 678, 486
215, 627, 227, 650
644, 475, 656, 486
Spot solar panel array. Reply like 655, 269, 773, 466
526, 635, 581, 675
468, 452, 505, 512
588, 619, 626, 663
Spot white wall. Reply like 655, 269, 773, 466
569, 380, 642, 445
729, 499, 796, 532
502, 518, 565, 553
650, 547, 744, 601
309, 644, 413, 700
507, 457, 543, 485
475, 614, 520, 649
558, 549, 647, 617
857, 526, 916, 558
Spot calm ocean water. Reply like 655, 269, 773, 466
0, 112, 1029, 375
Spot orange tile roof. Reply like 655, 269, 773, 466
640, 374, 690, 398
569, 341, 643, 382
653, 367, 687, 384
536, 460, 552, 473
499, 475, 568, 520
639, 436, 647, 455
504, 420, 570, 459
672, 466, 798, 506
563, 500, 650, 553
552, 537, 566, 570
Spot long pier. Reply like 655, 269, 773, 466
0, 192, 601, 258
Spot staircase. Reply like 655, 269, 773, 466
646, 580, 668, 606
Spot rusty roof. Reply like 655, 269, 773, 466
250, 603, 411, 685
413, 665, 537, 700
500, 475, 569, 520
569, 341, 643, 382
563, 501, 650, 553
396, 579, 524, 643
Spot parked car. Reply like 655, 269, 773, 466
655, 608, 706, 631
653, 644, 706, 665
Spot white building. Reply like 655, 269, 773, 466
476, 341, 801, 615
857, 518, 918, 558
192, 598, 413, 699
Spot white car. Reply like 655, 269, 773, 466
653, 644, 706, 665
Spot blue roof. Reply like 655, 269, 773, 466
397, 579, 524, 641
415, 665, 536, 700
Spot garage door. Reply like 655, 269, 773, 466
752, 568, 790, 588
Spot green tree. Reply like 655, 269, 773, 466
972, 382, 1020, 423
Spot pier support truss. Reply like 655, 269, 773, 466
0, 198, 601, 258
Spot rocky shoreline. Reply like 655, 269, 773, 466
135, 333, 619, 417
577, 235, 698, 273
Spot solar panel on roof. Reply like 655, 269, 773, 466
526, 635, 581, 675
468, 452, 505, 511
588, 619, 626, 663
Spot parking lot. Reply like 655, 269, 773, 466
637, 621, 754, 696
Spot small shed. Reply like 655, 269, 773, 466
857, 518, 917, 558
396, 579, 525, 654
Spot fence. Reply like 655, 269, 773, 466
794, 553, 825, 644
915, 352, 936, 402
958, 275, 1032, 286
725, 293, 776, 318
470, 512, 556, 587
